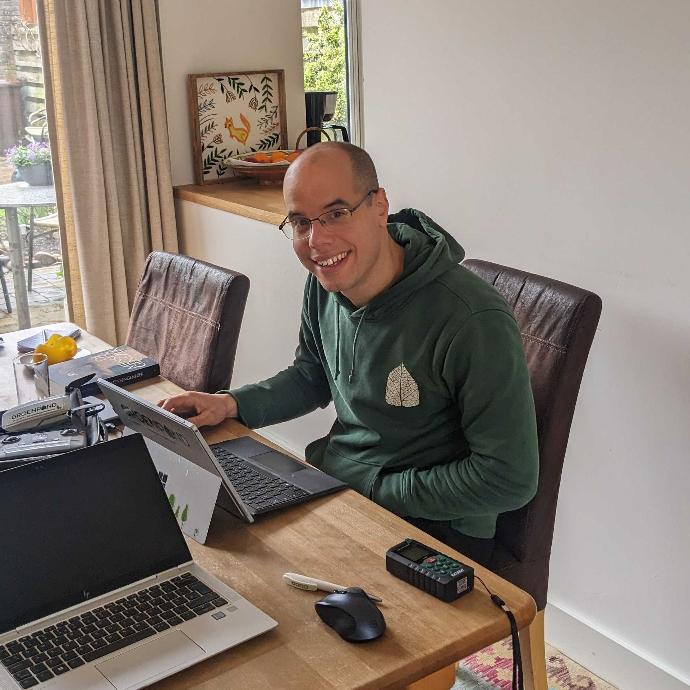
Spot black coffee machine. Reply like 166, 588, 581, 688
305, 90, 349, 146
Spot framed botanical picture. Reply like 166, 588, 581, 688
187, 70, 288, 185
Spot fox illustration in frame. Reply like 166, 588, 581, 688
188, 70, 288, 184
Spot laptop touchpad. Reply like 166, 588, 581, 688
251, 450, 306, 475
96, 631, 204, 689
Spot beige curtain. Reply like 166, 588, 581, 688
37, 0, 178, 344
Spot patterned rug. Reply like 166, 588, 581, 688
454, 639, 618, 690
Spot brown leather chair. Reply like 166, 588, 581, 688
463, 259, 602, 690
126, 252, 250, 393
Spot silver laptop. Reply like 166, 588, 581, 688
0, 434, 276, 690
97, 379, 347, 524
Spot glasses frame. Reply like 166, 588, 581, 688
279, 188, 379, 241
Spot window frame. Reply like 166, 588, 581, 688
343, 0, 363, 146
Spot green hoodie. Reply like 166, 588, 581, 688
229, 209, 538, 538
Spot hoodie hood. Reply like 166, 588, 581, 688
331, 208, 465, 381
334, 208, 465, 321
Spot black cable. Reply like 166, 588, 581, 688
475, 575, 524, 690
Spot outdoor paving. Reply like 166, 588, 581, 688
0, 152, 66, 334
0, 263, 66, 333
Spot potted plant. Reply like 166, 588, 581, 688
5, 141, 53, 186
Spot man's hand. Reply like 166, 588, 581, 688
158, 391, 237, 428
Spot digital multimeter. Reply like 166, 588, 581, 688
386, 538, 474, 602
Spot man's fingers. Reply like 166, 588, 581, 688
187, 411, 213, 428
159, 393, 193, 411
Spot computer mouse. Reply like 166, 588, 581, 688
314, 587, 386, 642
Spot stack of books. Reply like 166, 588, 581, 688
49, 345, 160, 396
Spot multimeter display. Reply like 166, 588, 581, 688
386, 538, 474, 602
395, 542, 433, 563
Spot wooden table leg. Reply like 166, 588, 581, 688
404, 662, 456, 690
5, 207, 31, 328
520, 609, 548, 690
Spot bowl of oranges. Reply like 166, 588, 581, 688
228, 149, 302, 185
228, 127, 332, 185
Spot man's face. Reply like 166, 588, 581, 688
283, 151, 389, 305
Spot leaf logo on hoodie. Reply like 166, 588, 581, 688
385, 363, 420, 407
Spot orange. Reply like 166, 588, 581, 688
270, 151, 288, 162
253, 152, 271, 163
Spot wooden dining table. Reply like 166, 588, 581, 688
0, 324, 537, 690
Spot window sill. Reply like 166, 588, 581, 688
173, 179, 286, 226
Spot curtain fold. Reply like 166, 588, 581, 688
37, 0, 177, 344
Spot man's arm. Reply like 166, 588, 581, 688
225, 299, 332, 429
372, 309, 539, 520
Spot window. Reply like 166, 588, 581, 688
0, 0, 65, 333
301, 0, 362, 145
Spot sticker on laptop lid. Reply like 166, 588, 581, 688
132, 432, 221, 545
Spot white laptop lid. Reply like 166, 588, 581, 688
123, 429, 221, 545
97, 379, 253, 523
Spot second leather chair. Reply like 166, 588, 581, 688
126, 251, 250, 393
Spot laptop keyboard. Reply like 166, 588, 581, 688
212, 447, 308, 513
0, 573, 226, 688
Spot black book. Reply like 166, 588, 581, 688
49, 345, 160, 397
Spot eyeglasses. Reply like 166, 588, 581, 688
279, 189, 379, 241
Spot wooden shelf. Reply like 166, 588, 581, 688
173, 179, 286, 226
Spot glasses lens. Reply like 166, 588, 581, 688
289, 218, 310, 239
322, 209, 352, 226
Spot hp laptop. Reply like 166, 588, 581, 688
97, 379, 347, 524
0, 434, 276, 690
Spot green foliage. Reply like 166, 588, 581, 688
221, 77, 248, 99
200, 120, 217, 138
181, 505, 189, 524
251, 133, 280, 151
259, 75, 274, 113
202, 146, 230, 177
303, 3, 347, 126
168, 494, 176, 509
198, 98, 215, 115
6, 141, 51, 167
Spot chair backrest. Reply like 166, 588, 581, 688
463, 259, 602, 609
126, 252, 250, 393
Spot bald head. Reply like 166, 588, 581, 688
285, 141, 379, 195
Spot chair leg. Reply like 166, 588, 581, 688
0, 266, 11, 313
520, 609, 548, 690
404, 662, 456, 690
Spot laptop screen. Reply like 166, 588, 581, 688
0, 434, 192, 634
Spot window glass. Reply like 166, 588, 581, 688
301, 0, 349, 137
0, 0, 65, 333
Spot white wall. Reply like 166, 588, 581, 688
159, 0, 305, 186
360, 1, 690, 687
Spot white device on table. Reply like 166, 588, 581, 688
0, 427, 86, 460
1, 395, 71, 432
283, 573, 383, 602
0, 433, 276, 690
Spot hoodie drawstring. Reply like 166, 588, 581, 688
349, 307, 367, 383
334, 304, 341, 380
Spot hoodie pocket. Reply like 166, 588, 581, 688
315, 446, 381, 500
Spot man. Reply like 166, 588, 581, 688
160, 142, 538, 566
